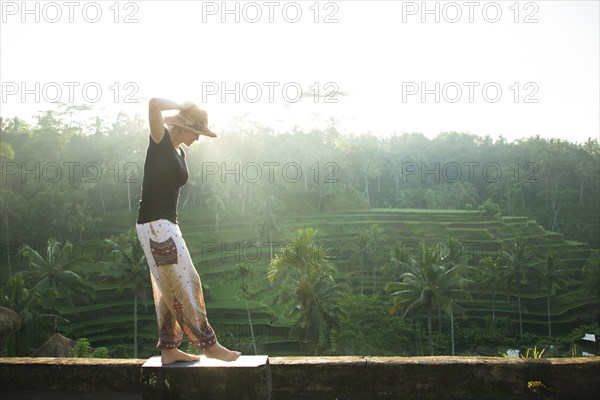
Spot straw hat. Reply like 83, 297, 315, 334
164, 104, 217, 138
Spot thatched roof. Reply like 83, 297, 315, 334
30, 333, 77, 357
0, 306, 21, 334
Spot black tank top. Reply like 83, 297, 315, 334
137, 129, 189, 224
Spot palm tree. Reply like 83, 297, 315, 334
268, 228, 347, 355
2, 274, 41, 323
350, 232, 373, 295
499, 238, 540, 341
367, 224, 386, 292
385, 241, 469, 356
79, 164, 111, 214
254, 196, 283, 260
436, 239, 472, 356
65, 203, 101, 241
380, 242, 408, 284
89, 116, 108, 136
387, 158, 404, 207
361, 158, 381, 205
311, 180, 335, 212
475, 256, 507, 323
386, 243, 438, 356
539, 252, 570, 343
385, 243, 440, 355
2, 116, 29, 135
397, 188, 420, 209
18, 239, 94, 329
0, 189, 23, 277
205, 188, 227, 233
581, 250, 600, 301
103, 230, 149, 358
232, 263, 257, 355
457, 181, 479, 209
1, 274, 44, 354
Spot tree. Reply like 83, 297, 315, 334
475, 256, 507, 323
79, 161, 115, 214
538, 252, 570, 343
380, 242, 409, 284
350, 231, 374, 295
64, 203, 101, 241
18, 239, 94, 329
386, 243, 437, 355
486, 164, 523, 216
254, 195, 284, 260
1, 116, 30, 136
578, 138, 600, 206
367, 224, 387, 292
1, 274, 41, 323
456, 181, 479, 209
499, 238, 540, 341
581, 250, 599, 312
0, 141, 14, 159
0, 189, 23, 277
35, 110, 64, 134
232, 263, 257, 355
397, 188, 421, 209
387, 157, 404, 207
349, 136, 382, 206
478, 198, 502, 218
0, 274, 45, 354
311, 180, 336, 212
103, 230, 150, 358
205, 187, 227, 233
386, 241, 469, 356
268, 228, 347, 355
435, 239, 472, 356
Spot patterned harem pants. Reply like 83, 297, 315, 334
136, 219, 217, 349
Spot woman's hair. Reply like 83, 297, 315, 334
167, 124, 182, 136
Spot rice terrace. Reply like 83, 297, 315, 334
1, 117, 598, 362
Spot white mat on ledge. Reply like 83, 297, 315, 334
142, 355, 268, 368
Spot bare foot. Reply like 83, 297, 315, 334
203, 341, 241, 362
161, 348, 201, 365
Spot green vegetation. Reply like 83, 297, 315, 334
0, 111, 598, 358
70, 337, 109, 358
3, 208, 597, 358
386, 240, 471, 356
268, 228, 347, 355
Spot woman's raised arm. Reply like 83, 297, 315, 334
148, 98, 194, 143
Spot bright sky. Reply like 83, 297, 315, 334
1, 0, 599, 143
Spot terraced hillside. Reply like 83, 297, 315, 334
53, 208, 597, 357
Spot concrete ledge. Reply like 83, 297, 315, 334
269, 356, 600, 399
0, 357, 144, 393
1, 356, 599, 400
141, 355, 271, 400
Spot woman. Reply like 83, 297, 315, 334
136, 98, 241, 364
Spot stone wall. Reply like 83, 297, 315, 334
1, 356, 599, 400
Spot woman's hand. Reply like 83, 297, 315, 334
180, 101, 196, 113
148, 98, 189, 143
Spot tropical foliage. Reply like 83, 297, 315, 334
268, 228, 347, 355
0, 110, 598, 358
